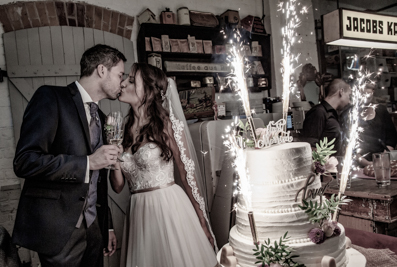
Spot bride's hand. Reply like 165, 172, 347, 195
200, 220, 214, 248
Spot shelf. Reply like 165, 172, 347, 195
164, 70, 270, 79
137, 23, 272, 93
146, 51, 265, 61
165, 72, 224, 77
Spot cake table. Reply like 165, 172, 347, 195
216, 243, 366, 267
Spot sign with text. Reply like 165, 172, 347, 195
323, 9, 397, 49
342, 9, 397, 43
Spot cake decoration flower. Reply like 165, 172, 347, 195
299, 194, 351, 244
312, 137, 337, 175
308, 228, 325, 244
321, 220, 336, 237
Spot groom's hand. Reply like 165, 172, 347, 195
89, 145, 119, 170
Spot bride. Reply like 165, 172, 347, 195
110, 63, 218, 266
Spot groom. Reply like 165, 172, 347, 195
12, 44, 126, 266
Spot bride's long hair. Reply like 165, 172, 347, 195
122, 63, 173, 161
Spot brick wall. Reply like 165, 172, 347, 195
0, 1, 134, 39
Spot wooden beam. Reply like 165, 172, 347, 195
7, 64, 80, 78
9, 78, 36, 101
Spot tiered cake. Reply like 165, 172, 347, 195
228, 142, 348, 267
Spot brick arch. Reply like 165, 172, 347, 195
0, 1, 134, 39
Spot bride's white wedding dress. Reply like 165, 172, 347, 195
119, 142, 217, 267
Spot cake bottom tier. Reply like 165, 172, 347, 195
229, 224, 348, 267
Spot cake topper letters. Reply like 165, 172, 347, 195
255, 119, 293, 148
295, 173, 331, 206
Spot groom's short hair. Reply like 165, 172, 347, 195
80, 44, 126, 78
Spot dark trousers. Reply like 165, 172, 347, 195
38, 217, 103, 267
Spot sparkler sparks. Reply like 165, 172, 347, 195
222, 0, 309, 209
223, 119, 252, 209
333, 52, 377, 221
279, 0, 308, 132
225, 33, 258, 145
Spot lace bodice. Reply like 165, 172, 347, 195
120, 142, 174, 192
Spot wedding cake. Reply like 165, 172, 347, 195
228, 142, 348, 267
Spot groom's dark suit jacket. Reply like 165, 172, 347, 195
12, 82, 109, 256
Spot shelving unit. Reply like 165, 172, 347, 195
137, 23, 272, 94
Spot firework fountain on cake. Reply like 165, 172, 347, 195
216, 1, 367, 266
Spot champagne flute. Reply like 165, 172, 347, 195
105, 111, 124, 170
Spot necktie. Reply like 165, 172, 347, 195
85, 102, 102, 227
89, 102, 101, 150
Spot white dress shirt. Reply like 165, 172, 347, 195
75, 81, 97, 184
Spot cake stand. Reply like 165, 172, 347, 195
216, 244, 366, 267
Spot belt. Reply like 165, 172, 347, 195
131, 181, 175, 194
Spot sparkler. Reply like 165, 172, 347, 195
332, 55, 375, 221
279, 0, 307, 133
248, 211, 258, 245
224, 121, 252, 209
227, 38, 258, 145
222, 0, 309, 221
222, 0, 309, 211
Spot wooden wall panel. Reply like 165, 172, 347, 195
62, 26, 76, 65
8, 81, 26, 142
93, 29, 105, 45
4, 32, 18, 67
103, 31, 115, 48
83, 27, 94, 51
43, 77, 56, 85
27, 28, 41, 65
55, 76, 67, 86
39, 27, 53, 66
15, 30, 30, 65
9, 78, 35, 101
123, 37, 135, 67
32, 77, 45, 94
66, 76, 79, 84
50, 26, 64, 65
72, 27, 85, 65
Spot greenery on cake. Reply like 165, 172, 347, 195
237, 120, 255, 147
312, 137, 337, 175
253, 232, 305, 267
299, 194, 351, 244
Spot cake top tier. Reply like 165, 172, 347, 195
244, 142, 312, 183
246, 142, 311, 153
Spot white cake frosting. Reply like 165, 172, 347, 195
228, 142, 348, 267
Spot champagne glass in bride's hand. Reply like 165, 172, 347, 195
105, 111, 124, 170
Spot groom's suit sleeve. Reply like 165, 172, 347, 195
13, 86, 87, 182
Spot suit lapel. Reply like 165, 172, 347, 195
68, 82, 92, 153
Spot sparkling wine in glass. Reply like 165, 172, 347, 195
109, 135, 123, 146
105, 111, 124, 170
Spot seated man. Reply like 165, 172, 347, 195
300, 79, 351, 155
